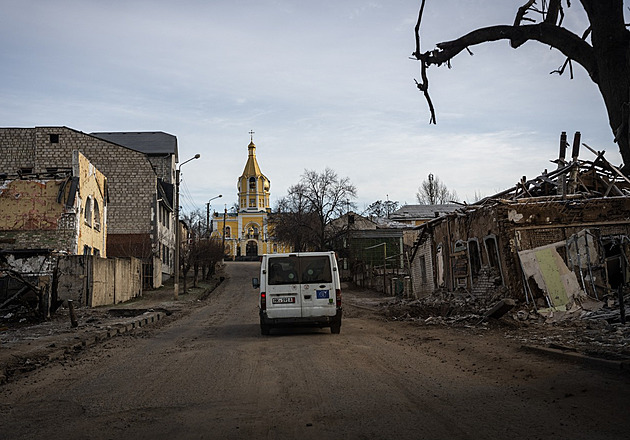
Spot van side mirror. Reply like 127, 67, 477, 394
252, 277, 260, 289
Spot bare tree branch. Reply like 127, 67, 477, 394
424, 24, 596, 81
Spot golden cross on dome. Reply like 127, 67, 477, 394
249, 130, 255, 142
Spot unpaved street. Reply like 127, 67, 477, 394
2, 262, 629, 440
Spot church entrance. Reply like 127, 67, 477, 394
246, 240, 258, 257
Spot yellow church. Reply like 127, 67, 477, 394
211, 135, 292, 259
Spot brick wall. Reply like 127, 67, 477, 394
411, 236, 434, 298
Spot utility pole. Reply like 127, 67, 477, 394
222, 205, 227, 260
206, 194, 223, 238
174, 168, 181, 299
174, 154, 200, 300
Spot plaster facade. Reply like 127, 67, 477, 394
0, 150, 107, 256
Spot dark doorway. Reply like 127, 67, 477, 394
246, 241, 258, 257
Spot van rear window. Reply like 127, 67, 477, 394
268, 256, 332, 285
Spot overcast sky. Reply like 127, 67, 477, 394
1, 0, 627, 214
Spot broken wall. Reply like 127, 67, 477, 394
427, 203, 509, 296
415, 196, 630, 303
0, 179, 78, 252
73, 150, 108, 257
411, 233, 435, 298
0, 127, 158, 258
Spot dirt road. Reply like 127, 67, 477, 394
1, 262, 629, 439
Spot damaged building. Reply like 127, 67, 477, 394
0, 150, 107, 256
410, 132, 630, 317
0, 150, 136, 319
0, 126, 178, 288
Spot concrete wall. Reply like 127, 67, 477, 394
56, 255, 142, 307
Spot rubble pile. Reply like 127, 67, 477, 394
380, 290, 630, 361
382, 287, 511, 324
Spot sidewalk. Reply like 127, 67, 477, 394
0, 276, 223, 384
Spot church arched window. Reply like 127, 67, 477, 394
249, 177, 256, 190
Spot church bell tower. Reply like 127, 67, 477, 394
238, 131, 271, 212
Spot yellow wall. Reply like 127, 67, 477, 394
75, 151, 108, 257
211, 211, 291, 258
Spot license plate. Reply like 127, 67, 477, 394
272, 297, 296, 304
316, 290, 330, 299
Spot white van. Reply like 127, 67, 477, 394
252, 251, 342, 335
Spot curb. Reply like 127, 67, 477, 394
521, 344, 630, 372
0, 311, 164, 385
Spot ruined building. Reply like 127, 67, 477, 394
0, 126, 176, 288
410, 133, 630, 313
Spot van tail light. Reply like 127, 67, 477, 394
260, 292, 267, 310
336, 289, 342, 307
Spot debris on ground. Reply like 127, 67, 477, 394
377, 288, 630, 361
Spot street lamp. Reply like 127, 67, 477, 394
174, 153, 200, 300
206, 194, 223, 237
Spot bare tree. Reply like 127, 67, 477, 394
416, 173, 458, 204
273, 168, 357, 251
412, 0, 630, 169
181, 209, 224, 290
272, 193, 319, 252
363, 199, 400, 218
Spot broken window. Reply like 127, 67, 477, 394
602, 236, 629, 290
484, 236, 500, 269
453, 240, 466, 253
84, 197, 93, 227
468, 239, 482, 284
49, 134, 59, 143
484, 235, 504, 286
419, 255, 427, 284
93, 200, 101, 231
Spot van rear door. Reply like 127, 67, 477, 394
265, 255, 301, 319
299, 254, 336, 318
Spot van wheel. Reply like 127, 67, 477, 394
261, 324, 270, 335
331, 324, 341, 334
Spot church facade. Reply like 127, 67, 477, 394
211, 137, 291, 259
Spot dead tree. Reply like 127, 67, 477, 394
413, 0, 630, 171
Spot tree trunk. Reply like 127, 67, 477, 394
582, 0, 630, 167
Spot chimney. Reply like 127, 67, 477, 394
558, 131, 567, 165
571, 131, 581, 162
